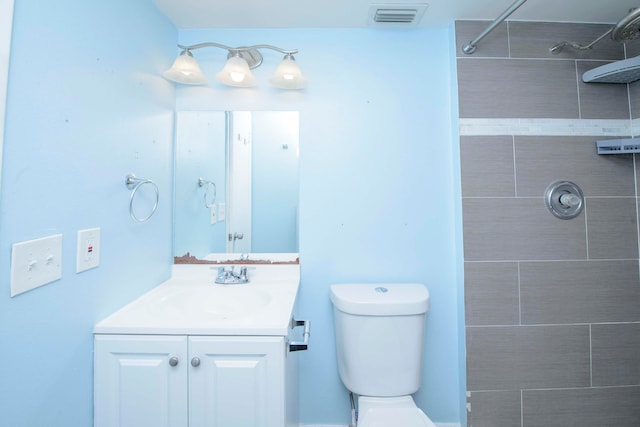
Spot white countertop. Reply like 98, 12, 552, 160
94, 264, 300, 336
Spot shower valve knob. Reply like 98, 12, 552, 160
559, 193, 580, 208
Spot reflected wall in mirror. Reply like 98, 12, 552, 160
174, 111, 299, 264
0, 0, 15, 184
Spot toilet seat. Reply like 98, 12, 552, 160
358, 407, 436, 427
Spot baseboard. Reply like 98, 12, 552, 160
301, 423, 461, 427
300, 425, 346, 427
300, 424, 347, 427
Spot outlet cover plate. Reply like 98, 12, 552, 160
76, 227, 100, 273
11, 234, 63, 297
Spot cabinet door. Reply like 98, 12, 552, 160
94, 334, 188, 427
188, 336, 285, 427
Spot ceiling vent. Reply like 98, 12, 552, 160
368, 4, 428, 27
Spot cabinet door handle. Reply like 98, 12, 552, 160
191, 357, 201, 367
289, 318, 310, 351
169, 356, 179, 367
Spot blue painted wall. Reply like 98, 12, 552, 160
175, 28, 464, 425
0, 4, 464, 424
0, 1, 176, 425
252, 111, 299, 253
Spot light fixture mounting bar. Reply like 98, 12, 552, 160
177, 43, 298, 56
244, 44, 299, 55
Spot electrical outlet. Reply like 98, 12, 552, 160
76, 227, 100, 273
218, 203, 226, 222
10, 234, 63, 297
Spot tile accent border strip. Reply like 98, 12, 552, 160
459, 118, 640, 137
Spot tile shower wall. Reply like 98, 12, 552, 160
456, 21, 640, 427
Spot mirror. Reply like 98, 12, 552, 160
0, 0, 15, 183
173, 111, 299, 264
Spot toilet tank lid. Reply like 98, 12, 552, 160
330, 283, 430, 316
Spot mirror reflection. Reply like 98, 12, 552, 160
174, 111, 299, 264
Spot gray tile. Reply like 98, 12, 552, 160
586, 198, 639, 259
457, 59, 579, 118
462, 198, 587, 261
522, 386, 640, 427
630, 80, 640, 119
636, 154, 640, 189
626, 40, 640, 58
509, 22, 625, 60
520, 260, 640, 324
460, 136, 515, 197
514, 136, 635, 197
592, 323, 640, 386
455, 20, 509, 58
578, 61, 631, 119
468, 391, 521, 427
465, 262, 519, 326
466, 325, 591, 391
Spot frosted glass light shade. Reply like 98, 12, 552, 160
269, 55, 307, 89
163, 51, 207, 85
216, 56, 257, 87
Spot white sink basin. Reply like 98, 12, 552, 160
94, 264, 300, 336
156, 285, 272, 320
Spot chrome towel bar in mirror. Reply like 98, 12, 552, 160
198, 178, 216, 208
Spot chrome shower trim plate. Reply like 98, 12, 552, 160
545, 180, 585, 220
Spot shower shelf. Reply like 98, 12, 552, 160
596, 138, 640, 155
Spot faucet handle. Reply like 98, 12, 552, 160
214, 264, 249, 284
217, 266, 235, 277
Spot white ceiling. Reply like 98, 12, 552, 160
152, 0, 640, 29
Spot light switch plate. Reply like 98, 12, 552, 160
210, 204, 217, 224
10, 234, 63, 297
76, 227, 100, 273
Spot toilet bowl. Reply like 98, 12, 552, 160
330, 283, 435, 427
357, 396, 436, 427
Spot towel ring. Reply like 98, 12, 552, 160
198, 178, 216, 208
125, 173, 159, 223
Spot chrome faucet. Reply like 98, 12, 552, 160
215, 266, 249, 284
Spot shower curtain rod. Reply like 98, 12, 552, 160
462, 0, 528, 54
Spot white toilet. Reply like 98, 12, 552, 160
330, 283, 436, 427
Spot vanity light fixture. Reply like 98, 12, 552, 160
163, 42, 307, 89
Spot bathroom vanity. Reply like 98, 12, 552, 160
93, 265, 303, 427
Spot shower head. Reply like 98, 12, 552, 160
611, 7, 640, 41
550, 7, 640, 54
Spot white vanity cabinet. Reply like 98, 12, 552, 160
93, 265, 303, 427
94, 334, 293, 427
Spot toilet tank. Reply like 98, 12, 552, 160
330, 283, 430, 397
